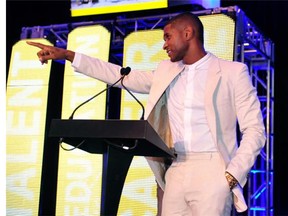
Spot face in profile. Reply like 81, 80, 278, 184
163, 23, 189, 63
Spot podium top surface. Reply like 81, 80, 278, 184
49, 119, 175, 158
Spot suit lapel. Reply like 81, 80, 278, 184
204, 56, 221, 145
155, 61, 185, 102
145, 61, 185, 149
145, 61, 185, 118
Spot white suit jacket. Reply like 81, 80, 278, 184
72, 52, 266, 212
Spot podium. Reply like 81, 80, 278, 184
49, 119, 175, 215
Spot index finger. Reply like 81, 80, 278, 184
26, 41, 47, 49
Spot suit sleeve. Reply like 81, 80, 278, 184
226, 64, 266, 187
72, 53, 154, 94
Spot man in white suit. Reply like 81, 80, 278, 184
28, 12, 266, 216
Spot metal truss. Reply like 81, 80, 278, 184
20, 5, 274, 216
234, 6, 274, 216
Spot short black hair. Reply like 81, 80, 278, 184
165, 12, 204, 44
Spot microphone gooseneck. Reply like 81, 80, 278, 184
69, 72, 125, 120
120, 75, 145, 120
60, 68, 127, 149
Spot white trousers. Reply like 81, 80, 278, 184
162, 152, 233, 216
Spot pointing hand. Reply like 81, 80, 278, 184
26, 41, 75, 64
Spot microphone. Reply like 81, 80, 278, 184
120, 66, 131, 76
120, 69, 145, 120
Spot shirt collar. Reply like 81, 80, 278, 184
185, 52, 212, 70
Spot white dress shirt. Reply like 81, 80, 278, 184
167, 52, 217, 153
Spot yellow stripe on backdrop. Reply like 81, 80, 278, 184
6, 39, 53, 215
201, 14, 235, 61
56, 25, 110, 216
119, 29, 168, 215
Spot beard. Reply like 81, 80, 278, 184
169, 44, 188, 62
170, 52, 184, 62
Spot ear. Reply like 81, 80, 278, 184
184, 26, 194, 40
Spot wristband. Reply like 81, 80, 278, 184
225, 171, 238, 190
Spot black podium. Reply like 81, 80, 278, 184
49, 119, 175, 215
